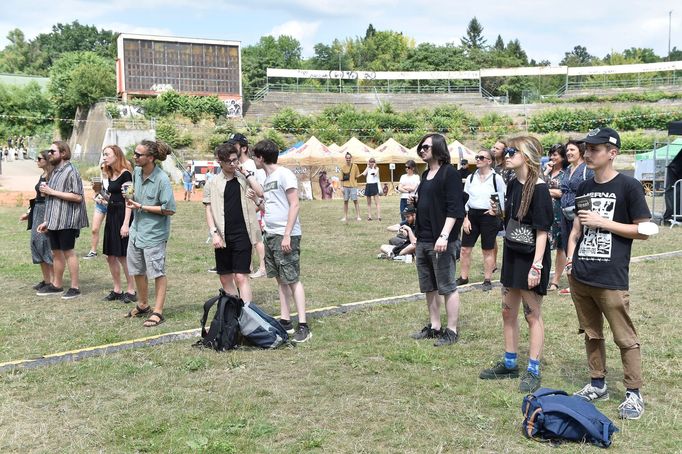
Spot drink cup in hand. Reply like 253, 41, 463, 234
121, 181, 134, 199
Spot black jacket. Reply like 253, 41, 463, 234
415, 164, 466, 242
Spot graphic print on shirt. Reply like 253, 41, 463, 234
264, 180, 279, 192
578, 191, 616, 261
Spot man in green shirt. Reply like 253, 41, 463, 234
125, 140, 177, 327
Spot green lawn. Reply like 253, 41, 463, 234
0, 197, 681, 452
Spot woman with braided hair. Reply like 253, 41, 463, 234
479, 136, 553, 394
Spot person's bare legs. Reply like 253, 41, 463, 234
232, 272, 252, 302
118, 256, 135, 294
520, 290, 544, 361
342, 200, 349, 221
254, 241, 266, 274
89, 210, 105, 253
40, 262, 53, 284
63, 249, 79, 289
502, 288, 521, 354
375, 195, 381, 220
482, 249, 495, 281
106, 255, 122, 293
133, 274, 148, 309
219, 273, 239, 295
287, 281, 306, 323
142, 276, 168, 326
459, 246, 473, 280
353, 199, 361, 220
366, 197, 373, 219
550, 249, 567, 287
426, 290, 443, 330
444, 290, 460, 332
51, 249, 65, 288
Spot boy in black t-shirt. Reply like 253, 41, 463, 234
566, 127, 652, 420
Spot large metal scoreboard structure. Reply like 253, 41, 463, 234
116, 33, 243, 116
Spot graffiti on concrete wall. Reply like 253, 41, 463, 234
225, 99, 242, 117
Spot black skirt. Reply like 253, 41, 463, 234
103, 202, 129, 257
365, 183, 379, 196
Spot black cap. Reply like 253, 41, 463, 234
229, 133, 249, 147
402, 206, 416, 215
578, 127, 621, 149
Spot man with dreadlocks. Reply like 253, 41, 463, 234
479, 136, 553, 394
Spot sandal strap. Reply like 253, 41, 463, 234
127, 305, 151, 317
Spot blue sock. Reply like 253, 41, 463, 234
527, 359, 540, 376
504, 352, 517, 369
591, 378, 606, 389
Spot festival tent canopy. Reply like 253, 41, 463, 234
374, 138, 420, 163
338, 137, 377, 162
279, 136, 330, 166
448, 140, 477, 165
279, 141, 304, 157
328, 143, 340, 153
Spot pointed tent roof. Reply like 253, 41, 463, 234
338, 137, 378, 162
448, 140, 477, 165
374, 137, 420, 163
328, 143, 340, 152
279, 136, 330, 166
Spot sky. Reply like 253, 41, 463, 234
0, 0, 680, 65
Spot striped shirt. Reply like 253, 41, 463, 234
44, 161, 89, 230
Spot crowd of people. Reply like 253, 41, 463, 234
20, 126, 653, 419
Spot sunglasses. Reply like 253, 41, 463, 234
36, 156, 45, 162
419, 144, 432, 152
475, 155, 489, 161
503, 147, 519, 158
219, 158, 239, 165
133, 152, 150, 158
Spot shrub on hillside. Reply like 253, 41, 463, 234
272, 107, 312, 134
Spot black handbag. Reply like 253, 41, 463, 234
505, 195, 536, 255
26, 199, 36, 230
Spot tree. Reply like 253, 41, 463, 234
461, 17, 487, 50
365, 24, 377, 40
33, 21, 117, 70
241, 35, 303, 97
560, 45, 595, 66
670, 47, 682, 62
505, 39, 528, 65
0, 29, 35, 74
622, 47, 661, 63
48, 51, 116, 136
493, 35, 505, 52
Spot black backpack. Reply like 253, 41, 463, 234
194, 289, 243, 351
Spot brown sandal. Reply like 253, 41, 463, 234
126, 304, 151, 318
143, 312, 165, 327
548, 283, 560, 291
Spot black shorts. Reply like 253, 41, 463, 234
215, 233, 252, 275
364, 183, 379, 197
461, 209, 499, 250
47, 229, 80, 251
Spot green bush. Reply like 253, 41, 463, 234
155, 119, 181, 148
272, 108, 312, 134
529, 106, 676, 133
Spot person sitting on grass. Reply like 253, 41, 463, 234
378, 206, 416, 260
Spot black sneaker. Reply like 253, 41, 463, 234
61, 288, 81, 300
519, 371, 542, 393
123, 292, 137, 304
434, 328, 459, 347
411, 324, 441, 339
279, 319, 295, 335
479, 361, 520, 380
103, 291, 124, 301
482, 280, 493, 291
36, 284, 64, 296
292, 324, 312, 343
82, 250, 97, 259
456, 277, 469, 286
32, 280, 48, 290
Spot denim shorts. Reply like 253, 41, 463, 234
127, 241, 167, 279
95, 203, 108, 215
343, 187, 358, 201
416, 240, 458, 295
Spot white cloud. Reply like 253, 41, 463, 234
269, 20, 321, 55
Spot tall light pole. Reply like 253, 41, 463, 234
669, 10, 673, 61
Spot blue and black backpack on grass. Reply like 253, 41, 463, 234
238, 302, 289, 349
521, 388, 619, 448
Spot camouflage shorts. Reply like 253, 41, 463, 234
263, 233, 301, 284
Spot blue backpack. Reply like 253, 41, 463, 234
521, 388, 619, 448
238, 302, 289, 349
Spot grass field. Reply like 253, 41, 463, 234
0, 196, 681, 453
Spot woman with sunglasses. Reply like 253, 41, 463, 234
397, 159, 419, 222
458, 149, 506, 291
20, 150, 54, 291
479, 136, 553, 393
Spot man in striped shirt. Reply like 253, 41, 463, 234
36, 141, 89, 299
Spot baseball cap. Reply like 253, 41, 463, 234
402, 206, 416, 215
578, 127, 621, 149
229, 133, 249, 147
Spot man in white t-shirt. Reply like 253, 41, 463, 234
229, 133, 268, 279
252, 139, 311, 343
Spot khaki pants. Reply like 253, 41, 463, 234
568, 275, 642, 389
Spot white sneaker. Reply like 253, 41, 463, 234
618, 391, 644, 420
249, 269, 266, 279
573, 383, 609, 402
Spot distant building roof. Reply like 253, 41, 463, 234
0, 73, 49, 89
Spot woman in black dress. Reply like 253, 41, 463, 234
479, 136, 553, 394
101, 145, 136, 302
20, 149, 54, 291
